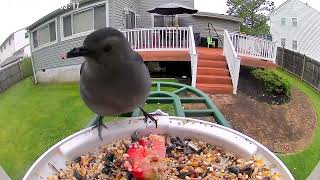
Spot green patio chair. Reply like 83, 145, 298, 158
207, 36, 215, 48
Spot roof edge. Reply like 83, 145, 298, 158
0, 27, 27, 48
270, 0, 293, 15
193, 11, 241, 22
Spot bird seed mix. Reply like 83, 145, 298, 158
47, 134, 281, 180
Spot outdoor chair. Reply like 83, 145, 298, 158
207, 36, 215, 48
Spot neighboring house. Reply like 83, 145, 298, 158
0, 28, 31, 68
270, 0, 320, 61
26, 0, 240, 83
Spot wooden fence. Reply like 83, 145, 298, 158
0, 62, 24, 93
276, 47, 320, 91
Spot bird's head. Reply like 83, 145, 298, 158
63, 27, 132, 64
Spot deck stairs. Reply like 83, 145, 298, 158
196, 48, 233, 94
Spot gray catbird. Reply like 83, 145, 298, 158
65, 27, 157, 140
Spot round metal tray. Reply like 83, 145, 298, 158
23, 116, 294, 180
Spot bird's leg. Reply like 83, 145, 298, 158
139, 107, 158, 128
91, 115, 107, 140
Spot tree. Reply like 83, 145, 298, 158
226, 0, 275, 36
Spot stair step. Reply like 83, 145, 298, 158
196, 83, 233, 94
198, 60, 227, 68
198, 54, 225, 61
197, 67, 230, 76
197, 75, 231, 84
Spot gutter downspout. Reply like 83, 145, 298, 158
28, 31, 38, 84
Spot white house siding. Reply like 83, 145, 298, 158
139, 0, 194, 28
0, 28, 31, 66
179, 15, 240, 47
109, 0, 140, 29
0, 35, 15, 62
270, 0, 320, 62
14, 29, 29, 53
23, 45, 31, 57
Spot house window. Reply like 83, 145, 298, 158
9, 39, 11, 46
281, 38, 286, 47
292, 18, 297, 27
62, 5, 106, 38
292, 40, 298, 50
32, 20, 57, 49
281, 18, 286, 26
154, 15, 165, 27
153, 15, 178, 27
125, 10, 136, 29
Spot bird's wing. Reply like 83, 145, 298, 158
131, 52, 144, 63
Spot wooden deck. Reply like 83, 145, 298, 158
138, 51, 190, 62
196, 48, 277, 68
138, 48, 276, 69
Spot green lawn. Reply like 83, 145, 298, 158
275, 69, 320, 180
0, 78, 177, 179
0, 79, 93, 179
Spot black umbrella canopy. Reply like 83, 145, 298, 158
148, 3, 198, 15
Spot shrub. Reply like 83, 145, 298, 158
20, 57, 33, 78
251, 68, 291, 96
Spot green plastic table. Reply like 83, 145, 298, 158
87, 82, 231, 128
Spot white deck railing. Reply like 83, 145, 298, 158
223, 30, 241, 94
229, 32, 277, 62
122, 27, 190, 51
121, 26, 198, 87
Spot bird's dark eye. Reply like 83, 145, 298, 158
104, 44, 112, 52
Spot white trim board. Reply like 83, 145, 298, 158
105, 0, 109, 27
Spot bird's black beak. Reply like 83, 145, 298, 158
64, 46, 91, 59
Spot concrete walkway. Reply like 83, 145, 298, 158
307, 162, 320, 180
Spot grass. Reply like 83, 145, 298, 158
274, 69, 320, 180
0, 78, 178, 179
0, 78, 93, 179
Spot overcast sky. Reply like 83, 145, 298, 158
0, 0, 320, 43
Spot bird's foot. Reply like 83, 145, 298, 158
139, 107, 158, 128
91, 115, 107, 140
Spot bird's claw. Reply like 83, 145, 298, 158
91, 116, 107, 141
139, 107, 158, 128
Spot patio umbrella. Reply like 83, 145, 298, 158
148, 3, 198, 26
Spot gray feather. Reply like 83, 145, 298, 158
79, 28, 151, 116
